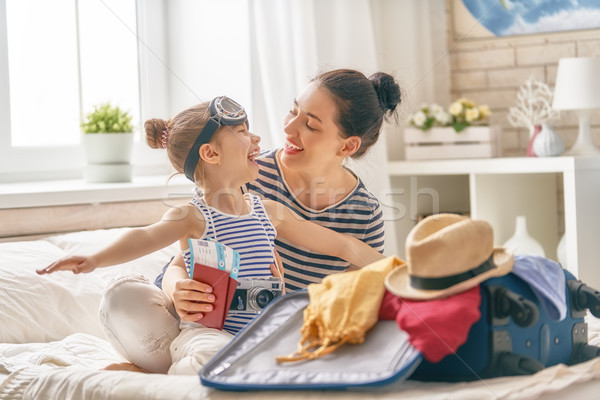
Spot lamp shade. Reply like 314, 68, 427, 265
552, 57, 600, 111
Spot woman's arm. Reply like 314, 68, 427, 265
263, 200, 385, 268
38, 204, 201, 274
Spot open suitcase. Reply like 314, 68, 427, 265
200, 268, 600, 390
199, 290, 423, 391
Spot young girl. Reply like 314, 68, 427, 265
37, 96, 385, 374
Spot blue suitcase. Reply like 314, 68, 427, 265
411, 268, 600, 381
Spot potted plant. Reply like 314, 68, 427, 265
81, 103, 134, 183
404, 98, 497, 160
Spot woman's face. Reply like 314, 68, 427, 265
281, 82, 347, 171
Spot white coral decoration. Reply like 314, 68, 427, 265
508, 76, 560, 135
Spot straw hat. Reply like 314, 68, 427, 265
385, 213, 513, 300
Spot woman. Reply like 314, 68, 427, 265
103, 68, 402, 373
163, 68, 402, 319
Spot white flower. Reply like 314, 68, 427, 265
465, 108, 480, 122
449, 102, 463, 116
430, 103, 443, 114
478, 104, 491, 118
412, 111, 427, 127
434, 111, 451, 125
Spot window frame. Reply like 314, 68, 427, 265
0, 0, 171, 183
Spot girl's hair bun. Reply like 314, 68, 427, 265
145, 118, 169, 149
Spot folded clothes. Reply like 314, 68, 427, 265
512, 255, 566, 321
379, 286, 481, 363
278, 256, 405, 362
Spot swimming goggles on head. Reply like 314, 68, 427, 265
183, 96, 248, 182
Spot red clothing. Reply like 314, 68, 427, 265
379, 286, 481, 362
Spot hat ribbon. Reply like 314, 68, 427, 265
409, 254, 496, 291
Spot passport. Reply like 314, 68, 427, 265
187, 239, 240, 330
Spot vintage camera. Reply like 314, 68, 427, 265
229, 277, 283, 313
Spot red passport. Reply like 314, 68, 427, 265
191, 263, 238, 330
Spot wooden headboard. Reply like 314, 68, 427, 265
0, 199, 188, 242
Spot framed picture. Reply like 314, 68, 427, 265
452, 0, 600, 40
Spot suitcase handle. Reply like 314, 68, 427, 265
494, 287, 538, 327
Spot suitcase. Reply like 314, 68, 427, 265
199, 290, 423, 391
411, 268, 600, 381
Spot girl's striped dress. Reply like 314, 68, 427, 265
182, 190, 276, 334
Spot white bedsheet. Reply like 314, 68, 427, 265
2, 228, 600, 400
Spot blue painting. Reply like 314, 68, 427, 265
462, 0, 600, 36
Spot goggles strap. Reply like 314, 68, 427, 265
183, 117, 220, 182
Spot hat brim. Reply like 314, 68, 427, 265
384, 248, 514, 300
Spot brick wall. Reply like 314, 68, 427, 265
446, 2, 600, 156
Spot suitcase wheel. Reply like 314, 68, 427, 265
572, 343, 600, 363
569, 280, 600, 318
496, 352, 544, 376
493, 287, 539, 327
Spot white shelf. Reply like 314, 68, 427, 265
387, 156, 600, 289
388, 156, 600, 175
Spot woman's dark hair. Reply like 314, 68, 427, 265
311, 69, 401, 158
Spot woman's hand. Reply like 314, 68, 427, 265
36, 255, 99, 275
172, 278, 216, 322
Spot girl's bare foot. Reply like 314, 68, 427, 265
102, 362, 149, 373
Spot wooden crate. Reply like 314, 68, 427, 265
404, 126, 500, 160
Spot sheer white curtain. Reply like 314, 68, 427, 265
249, 0, 400, 255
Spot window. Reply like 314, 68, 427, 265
0, 1, 252, 183
0, 0, 161, 182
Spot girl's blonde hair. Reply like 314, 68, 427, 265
145, 103, 211, 183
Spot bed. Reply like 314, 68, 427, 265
2, 227, 600, 400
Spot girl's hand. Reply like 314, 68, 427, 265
173, 278, 216, 322
36, 255, 98, 275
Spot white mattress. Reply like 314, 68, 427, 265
2, 228, 600, 400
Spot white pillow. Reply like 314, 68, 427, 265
0, 229, 180, 344
46, 228, 180, 282
0, 240, 107, 343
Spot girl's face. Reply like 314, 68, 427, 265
281, 83, 348, 171
214, 123, 261, 185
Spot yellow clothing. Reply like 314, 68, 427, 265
277, 256, 405, 362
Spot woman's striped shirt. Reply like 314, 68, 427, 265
243, 149, 385, 291
182, 190, 277, 334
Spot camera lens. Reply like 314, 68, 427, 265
248, 287, 274, 311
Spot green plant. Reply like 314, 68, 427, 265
81, 103, 133, 133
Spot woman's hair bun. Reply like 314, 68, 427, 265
145, 118, 168, 149
369, 72, 401, 114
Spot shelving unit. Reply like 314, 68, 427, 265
387, 156, 600, 289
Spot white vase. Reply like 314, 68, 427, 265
533, 123, 564, 157
502, 216, 546, 257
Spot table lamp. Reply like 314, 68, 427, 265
552, 57, 600, 156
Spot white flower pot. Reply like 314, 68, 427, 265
404, 126, 500, 160
82, 133, 134, 163
82, 133, 134, 183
